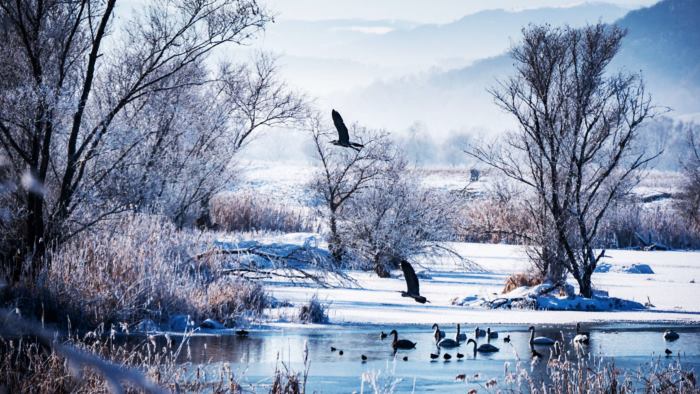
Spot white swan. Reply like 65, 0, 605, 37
529, 326, 555, 346
573, 322, 589, 344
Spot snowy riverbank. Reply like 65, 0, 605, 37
234, 235, 700, 326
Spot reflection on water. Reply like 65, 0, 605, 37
137, 324, 700, 392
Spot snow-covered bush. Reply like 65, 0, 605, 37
307, 112, 395, 264
297, 294, 328, 324
340, 156, 457, 276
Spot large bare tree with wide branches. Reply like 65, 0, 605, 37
471, 23, 658, 297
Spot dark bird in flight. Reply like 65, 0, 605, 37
331, 109, 364, 151
400, 260, 429, 304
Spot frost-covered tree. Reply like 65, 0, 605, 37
677, 126, 700, 231
471, 23, 657, 297
0, 0, 278, 281
106, 54, 306, 227
307, 113, 393, 264
340, 156, 457, 277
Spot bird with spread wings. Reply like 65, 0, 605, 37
330, 109, 364, 151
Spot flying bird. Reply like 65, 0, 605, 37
331, 109, 364, 151
400, 260, 429, 303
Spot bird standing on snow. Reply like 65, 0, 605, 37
330, 109, 364, 151
400, 260, 429, 303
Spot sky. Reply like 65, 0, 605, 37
264, 0, 657, 23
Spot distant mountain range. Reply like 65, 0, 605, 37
332, 0, 699, 138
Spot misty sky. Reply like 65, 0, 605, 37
265, 0, 657, 23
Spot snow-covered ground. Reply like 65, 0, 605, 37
223, 162, 698, 327
224, 234, 700, 326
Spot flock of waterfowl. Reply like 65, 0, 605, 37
328, 324, 683, 363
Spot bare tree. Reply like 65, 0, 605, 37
307, 112, 393, 264
0, 0, 270, 281
676, 126, 700, 231
470, 23, 657, 297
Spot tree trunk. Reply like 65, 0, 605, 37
373, 255, 391, 278
578, 272, 593, 298
328, 213, 343, 264
20, 192, 46, 282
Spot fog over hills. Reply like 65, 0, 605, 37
240, 0, 699, 166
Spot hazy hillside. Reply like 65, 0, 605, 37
253, 4, 628, 95
615, 0, 700, 114
332, 0, 699, 147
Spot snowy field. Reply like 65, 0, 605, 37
261, 240, 700, 326
223, 162, 700, 327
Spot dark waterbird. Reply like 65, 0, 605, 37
339, 350, 344, 355
456, 353, 464, 360
331, 109, 364, 151
503, 335, 511, 343
665, 349, 673, 356
664, 330, 680, 341
380, 331, 388, 340
403, 356, 408, 361
432, 323, 445, 342
400, 260, 429, 303
443, 353, 452, 361
330, 346, 337, 352
430, 353, 439, 360
467, 338, 499, 357
361, 354, 367, 362
235, 329, 249, 337
389, 329, 417, 350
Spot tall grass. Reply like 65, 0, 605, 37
5, 214, 268, 329
492, 353, 698, 393
211, 192, 314, 233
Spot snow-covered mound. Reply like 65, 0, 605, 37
456, 281, 646, 312
595, 262, 654, 274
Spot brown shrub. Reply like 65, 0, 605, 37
8, 214, 268, 328
211, 191, 314, 233
502, 272, 543, 294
